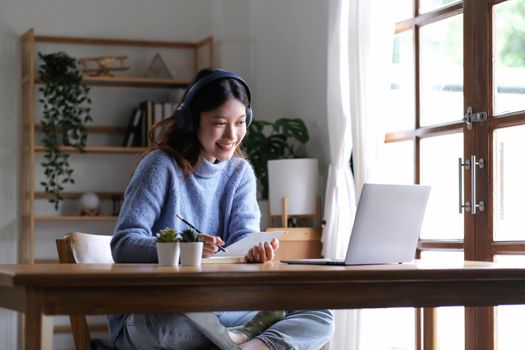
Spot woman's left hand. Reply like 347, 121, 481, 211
242, 238, 280, 263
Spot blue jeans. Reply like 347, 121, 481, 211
114, 310, 334, 350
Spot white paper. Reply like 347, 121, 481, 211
215, 231, 283, 257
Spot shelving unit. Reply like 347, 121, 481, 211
19, 28, 213, 348
20, 28, 214, 264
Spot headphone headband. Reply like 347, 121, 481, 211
174, 69, 253, 133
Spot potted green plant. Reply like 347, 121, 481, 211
179, 228, 204, 267
156, 227, 181, 266
38, 52, 92, 210
242, 118, 309, 200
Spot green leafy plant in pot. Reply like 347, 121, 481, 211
180, 228, 203, 242
156, 227, 180, 243
179, 228, 204, 266
38, 52, 92, 210
156, 227, 181, 266
242, 118, 309, 199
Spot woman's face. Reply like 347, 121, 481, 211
197, 98, 247, 163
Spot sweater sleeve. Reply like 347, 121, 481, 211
226, 161, 261, 245
111, 151, 173, 263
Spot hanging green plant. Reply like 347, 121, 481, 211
38, 52, 92, 210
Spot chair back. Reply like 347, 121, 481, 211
56, 232, 115, 350
69, 232, 114, 263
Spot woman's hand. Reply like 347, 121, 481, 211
242, 238, 279, 263
199, 233, 225, 258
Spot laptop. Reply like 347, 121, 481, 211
281, 183, 431, 266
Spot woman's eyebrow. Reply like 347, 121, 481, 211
211, 114, 246, 119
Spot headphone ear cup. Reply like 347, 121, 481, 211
245, 106, 253, 127
174, 103, 192, 133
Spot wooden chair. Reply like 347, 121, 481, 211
56, 232, 116, 350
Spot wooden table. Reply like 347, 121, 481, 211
3, 260, 525, 349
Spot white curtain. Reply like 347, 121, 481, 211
323, 1, 395, 349
349, 1, 396, 193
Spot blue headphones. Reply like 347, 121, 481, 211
174, 69, 253, 133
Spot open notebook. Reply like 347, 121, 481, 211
282, 183, 430, 266
212, 231, 283, 258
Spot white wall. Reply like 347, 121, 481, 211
0, 0, 330, 348
248, 0, 330, 195
213, 0, 331, 215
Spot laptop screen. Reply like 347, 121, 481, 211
343, 183, 430, 265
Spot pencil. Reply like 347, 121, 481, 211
175, 214, 228, 254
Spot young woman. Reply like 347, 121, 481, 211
109, 68, 334, 350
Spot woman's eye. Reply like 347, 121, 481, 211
237, 120, 246, 126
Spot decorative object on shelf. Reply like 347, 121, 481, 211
38, 52, 92, 210
111, 194, 123, 216
179, 228, 204, 267
144, 53, 173, 79
79, 56, 129, 76
156, 227, 181, 267
122, 107, 144, 147
268, 158, 320, 228
79, 192, 100, 216
243, 118, 309, 200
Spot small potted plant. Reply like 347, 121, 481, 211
179, 228, 204, 267
156, 227, 181, 267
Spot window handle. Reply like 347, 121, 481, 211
459, 155, 485, 215
458, 157, 470, 213
464, 106, 487, 130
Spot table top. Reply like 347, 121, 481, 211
3, 260, 525, 313
1, 260, 525, 288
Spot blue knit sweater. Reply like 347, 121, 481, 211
109, 149, 261, 342
111, 149, 261, 262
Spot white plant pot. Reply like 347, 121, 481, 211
180, 242, 204, 267
156, 242, 180, 267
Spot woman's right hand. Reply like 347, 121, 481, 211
199, 233, 225, 258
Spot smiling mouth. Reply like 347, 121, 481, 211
217, 142, 236, 151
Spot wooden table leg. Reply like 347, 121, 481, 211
24, 290, 53, 350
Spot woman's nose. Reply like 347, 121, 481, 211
224, 124, 235, 139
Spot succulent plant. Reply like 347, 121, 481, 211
180, 228, 202, 242
156, 227, 180, 243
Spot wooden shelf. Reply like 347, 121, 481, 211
35, 191, 123, 200
35, 216, 118, 222
34, 145, 146, 154
84, 75, 191, 88
21, 28, 214, 343
36, 75, 191, 88
34, 34, 209, 49
34, 124, 127, 134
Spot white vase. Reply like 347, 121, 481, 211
156, 242, 180, 267
180, 242, 204, 266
